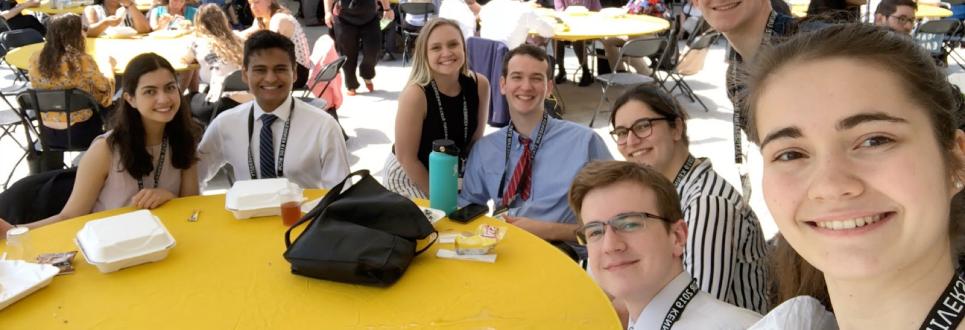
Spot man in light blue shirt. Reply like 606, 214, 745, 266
460, 44, 613, 257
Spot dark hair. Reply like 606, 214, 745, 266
568, 161, 684, 230
38, 14, 85, 80
743, 23, 965, 307
243, 30, 297, 69
806, 0, 860, 22
109, 53, 200, 180
609, 84, 689, 145
875, 0, 918, 16
501, 44, 552, 78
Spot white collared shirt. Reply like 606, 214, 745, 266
198, 96, 350, 190
628, 272, 762, 330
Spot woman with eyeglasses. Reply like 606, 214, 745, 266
744, 24, 965, 329
608, 84, 770, 314
568, 160, 761, 329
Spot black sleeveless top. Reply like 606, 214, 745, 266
416, 73, 480, 169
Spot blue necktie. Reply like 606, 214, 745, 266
259, 114, 278, 179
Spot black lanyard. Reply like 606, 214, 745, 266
919, 274, 965, 330
137, 136, 168, 190
429, 80, 469, 147
496, 111, 549, 205
247, 99, 295, 179
661, 278, 699, 330
672, 155, 696, 187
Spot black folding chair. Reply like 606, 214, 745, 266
657, 31, 720, 112
298, 56, 349, 140
0, 28, 44, 85
15, 88, 106, 173
915, 19, 964, 69
207, 70, 249, 124
398, 2, 437, 66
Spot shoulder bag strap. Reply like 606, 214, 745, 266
413, 231, 439, 256
284, 169, 371, 247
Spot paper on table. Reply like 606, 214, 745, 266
436, 249, 497, 263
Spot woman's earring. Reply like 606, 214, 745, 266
955, 180, 963, 190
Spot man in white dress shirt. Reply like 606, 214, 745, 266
198, 31, 350, 190
569, 161, 761, 329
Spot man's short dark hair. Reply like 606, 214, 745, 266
875, 0, 917, 17
501, 44, 552, 78
610, 84, 690, 145
243, 30, 297, 69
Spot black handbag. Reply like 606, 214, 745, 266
283, 170, 437, 286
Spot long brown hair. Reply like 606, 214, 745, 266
109, 53, 200, 179
38, 14, 86, 80
742, 23, 965, 308
194, 4, 244, 66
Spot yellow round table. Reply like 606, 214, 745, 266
537, 8, 671, 42
0, 191, 621, 328
21, 0, 154, 15
6, 35, 195, 74
790, 3, 952, 18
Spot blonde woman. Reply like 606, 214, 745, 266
385, 18, 490, 199
183, 4, 246, 120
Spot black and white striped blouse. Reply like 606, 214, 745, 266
675, 156, 769, 314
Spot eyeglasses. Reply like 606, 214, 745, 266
609, 117, 668, 144
574, 212, 669, 245
890, 15, 915, 25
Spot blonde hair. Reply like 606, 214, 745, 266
408, 18, 471, 87
194, 4, 244, 66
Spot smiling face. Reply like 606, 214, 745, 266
691, 0, 767, 34
243, 47, 294, 111
582, 181, 686, 301
500, 54, 553, 118
613, 100, 685, 176
755, 57, 962, 281
124, 68, 181, 127
425, 24, 465, 78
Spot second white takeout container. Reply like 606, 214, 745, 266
75, 210, 176, 273
224, 178, 292, 219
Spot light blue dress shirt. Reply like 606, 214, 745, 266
460, 116, 613, 225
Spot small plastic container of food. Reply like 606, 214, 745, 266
454, 224, 507, 255
224, 178, 292, 219
74, 210, 176, 273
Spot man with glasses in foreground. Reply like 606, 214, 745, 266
569, 161, 761, 329
874, 0, 918, 35
609, 85, 769, 314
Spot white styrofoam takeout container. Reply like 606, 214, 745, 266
0, 260, 59, 310
224, 178, 292, 219
74, 210, 176, 273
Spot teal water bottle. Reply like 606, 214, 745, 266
429, 139, 459, 215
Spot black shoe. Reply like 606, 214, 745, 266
554, 70, 567, 84
578, 69, 594, 87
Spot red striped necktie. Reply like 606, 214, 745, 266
501, 136, 533, 207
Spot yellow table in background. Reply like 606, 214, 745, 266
0, 191, 621, 328
790, 2, 952, 18
536, 8, 671, 42
5, 35, 195, 74
19, 0, 153, 15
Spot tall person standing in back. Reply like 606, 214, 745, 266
324, 0, 393, 96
